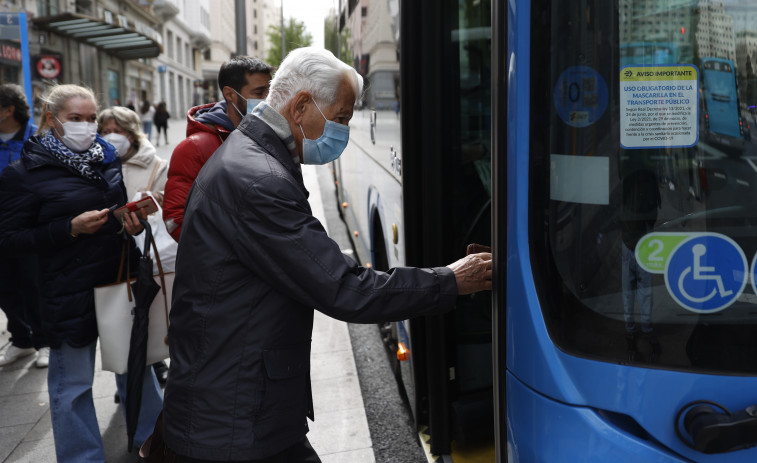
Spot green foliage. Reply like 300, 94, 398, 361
266, 18, 314, 66
324, 16, 352, 66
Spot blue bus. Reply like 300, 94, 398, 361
335, 0, 757, 461
619, 41, 691, 67
700, 57, 746, 153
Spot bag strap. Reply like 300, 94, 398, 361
140, 218, 171, 343
144, 159, 163, 193
151, 233, 170, 341
115, 240, 134, 302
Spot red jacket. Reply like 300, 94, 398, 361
163, 102, 233, 241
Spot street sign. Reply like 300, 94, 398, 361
0, 12, 21, 40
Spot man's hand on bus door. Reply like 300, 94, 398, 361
447, 252, 493, 295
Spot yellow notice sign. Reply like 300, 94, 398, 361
620, 64, 699, 149
621, 66, 697, 82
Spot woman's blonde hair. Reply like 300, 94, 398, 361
37, 84, 98, 135
97, 106, 146, 151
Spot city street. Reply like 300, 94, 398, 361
0, 117, 426, 463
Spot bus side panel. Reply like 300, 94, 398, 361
506, 372, 685, 463
337, 110, 404, 269
507, 1, 757, 461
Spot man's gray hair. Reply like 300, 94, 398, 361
267, 47, 363, 111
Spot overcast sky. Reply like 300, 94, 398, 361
280, 0, 338, 49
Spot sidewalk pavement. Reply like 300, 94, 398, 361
0, 115, 374, 462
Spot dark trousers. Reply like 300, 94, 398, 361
155, 124, 168, 142
175, 437, 322, 463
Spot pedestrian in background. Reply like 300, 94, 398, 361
0, 84, 163, 463
162, 55, 272, 240
153, 102, 170, 146
98, 106, 168, 204
98, 105, 170, 383
0, 83, 48, 368
160, 47, 492, 462
140, 100, 156, 142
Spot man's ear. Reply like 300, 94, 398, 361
220, 86, 236, 104
289, 91, 311, 125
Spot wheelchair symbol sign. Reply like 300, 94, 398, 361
665, 234, 747, 313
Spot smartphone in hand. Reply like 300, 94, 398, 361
112, 196, 158, 222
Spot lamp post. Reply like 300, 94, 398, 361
281, 0, 286, 61
337, 0, 341, 60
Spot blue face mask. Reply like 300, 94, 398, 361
298, 99, 350, 165
231, 89, 264, 116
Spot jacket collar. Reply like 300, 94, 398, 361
123, 140, 157, 168
237, 115, 306, 195
187, 103, 233, 139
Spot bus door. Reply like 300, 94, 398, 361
401, 0, 493, 457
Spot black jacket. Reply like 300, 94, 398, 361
163, 115, 458, 460
0, 135, 135, 348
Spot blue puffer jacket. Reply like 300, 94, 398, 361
0, 134, 137, 348
0, 120, 36, 173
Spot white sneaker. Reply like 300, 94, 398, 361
35, 347, 50, 368
0, 344, 36, 366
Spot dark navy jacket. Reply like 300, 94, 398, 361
0, 120, 40, 345
162, 115, 458, 460
0, 135, 135, 348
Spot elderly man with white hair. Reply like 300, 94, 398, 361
159, 47, 492, 463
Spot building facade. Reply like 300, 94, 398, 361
0, 0, 215, 123
152, 0, 210, 119
341, 0, 399, 108
2, 0, 163, 121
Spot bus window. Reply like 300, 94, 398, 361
530, 0, 757, 373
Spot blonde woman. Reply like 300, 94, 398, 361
98, 106, 167, 204
0, 84, 163, 462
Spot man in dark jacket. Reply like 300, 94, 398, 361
162, 47, 492, 462
162, 56, 272, 241
0, 84, 46, 368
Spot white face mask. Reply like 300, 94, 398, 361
102, 132, 132, 157
54, 117, 97, 152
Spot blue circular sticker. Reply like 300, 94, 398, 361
665, 234, 747, 313
553, 66, 609, 128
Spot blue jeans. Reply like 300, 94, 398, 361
48, 341, 164, 463
143, 121, 153, 140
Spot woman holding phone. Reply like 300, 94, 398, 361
98, 105, 167, 204
0, 84, 163, 463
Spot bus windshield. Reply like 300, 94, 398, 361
531, 0, 757, 373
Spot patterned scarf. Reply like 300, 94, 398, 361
39, 131, 106, 183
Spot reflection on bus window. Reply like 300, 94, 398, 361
534, 0, 757, 373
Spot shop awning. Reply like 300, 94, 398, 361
32, 13, 162, 60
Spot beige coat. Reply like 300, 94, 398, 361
121, 139, 168, 202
